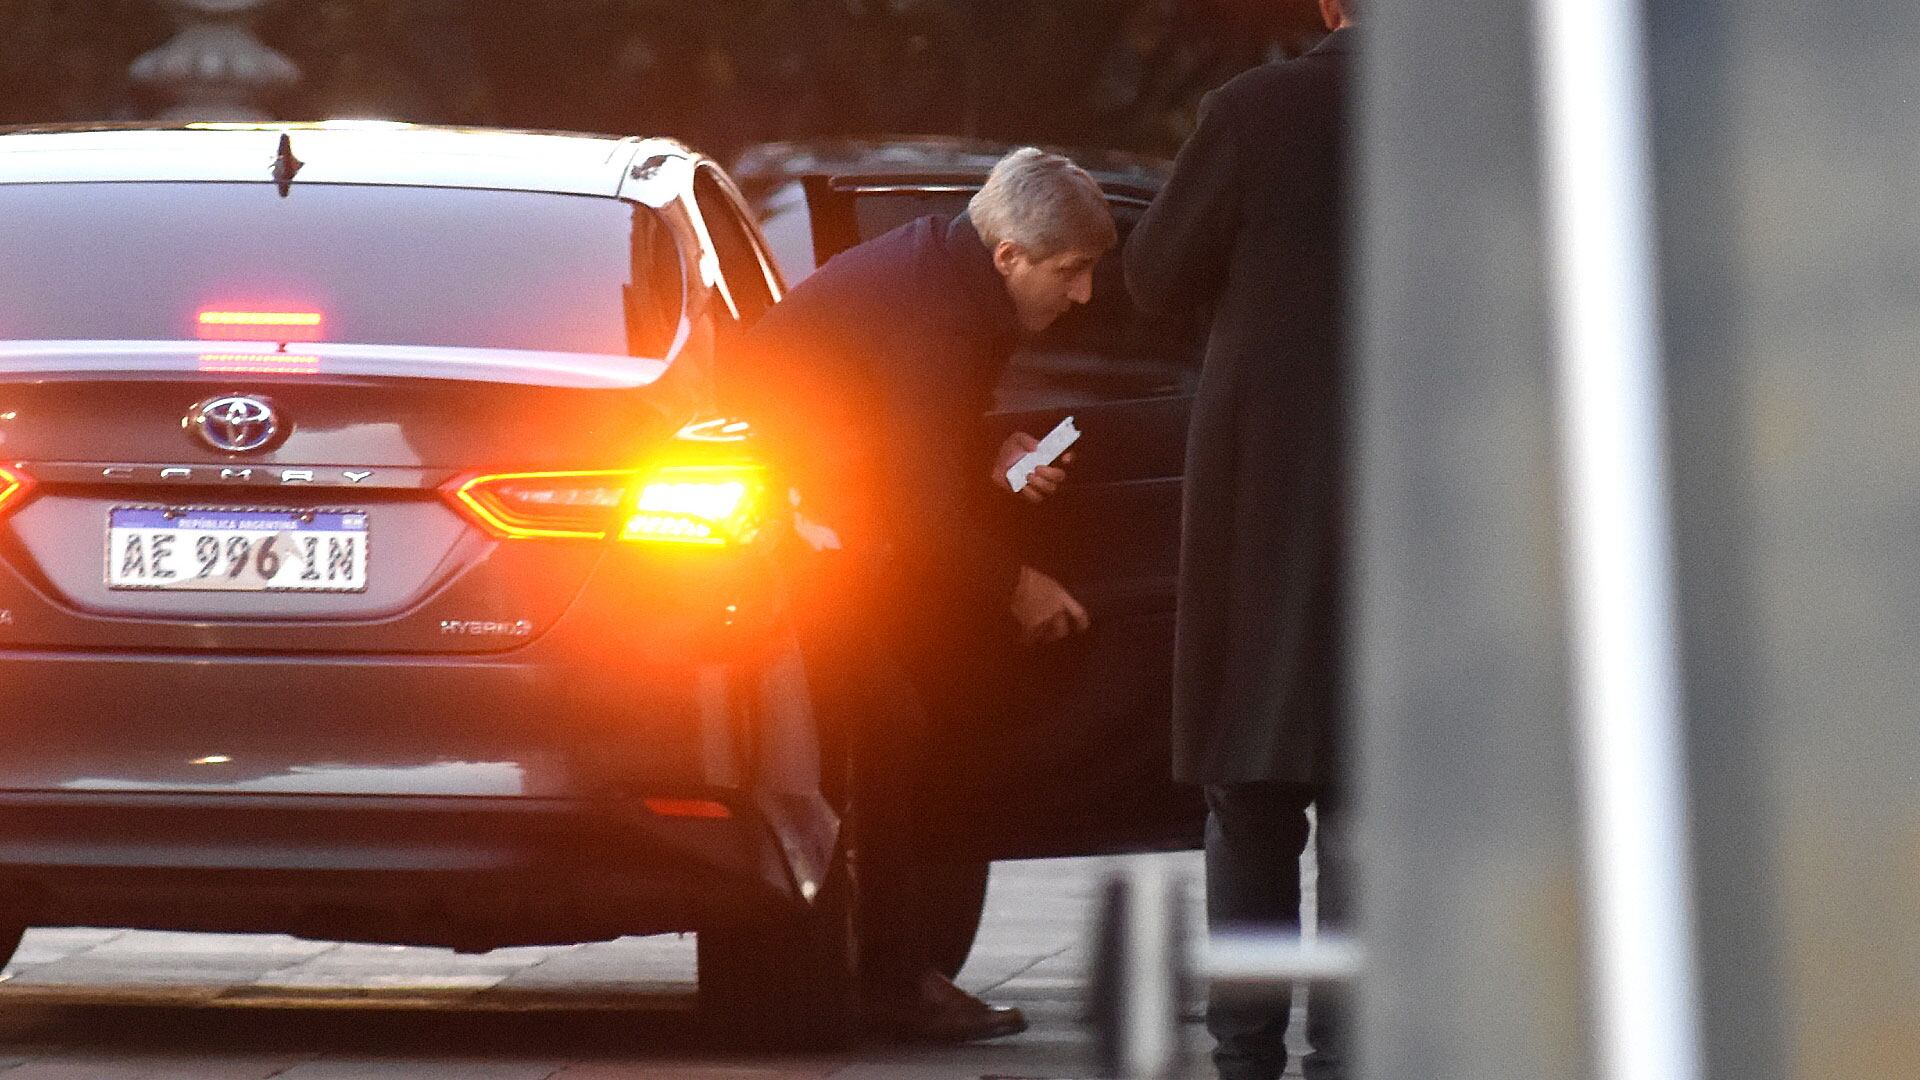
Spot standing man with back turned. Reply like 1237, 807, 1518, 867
1124, 2, 1356, 1079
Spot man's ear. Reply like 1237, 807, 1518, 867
992, 239, 1027, 279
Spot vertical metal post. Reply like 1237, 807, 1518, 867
1531, 0, 1703, 1077
1090, 863, 1186, 1079
1353, 0, 1595, 1076
1649, 2, 1920, 1078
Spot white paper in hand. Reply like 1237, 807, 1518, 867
1006, 416, 1081, 493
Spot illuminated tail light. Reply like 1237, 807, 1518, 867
197, 310, 322, 327
195, 309, 324, 342
624, 466, 760, 547
446, 470, 632, 540
0, 466, 34, 518
447, 462, 768, 547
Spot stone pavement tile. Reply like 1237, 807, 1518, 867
7, 930, 123, 968
0, 1060, 153, 1080
493, 941, 692, 988
9, 930, 121, 953
0, 959, 266, 995
86, 932, 334, 960
549, 1060, 833, 1068
564, 936, 696, 964
278, 942, 531, 968
6, 952, 291, 976
140, 1061, 314, 1080
0, 1056, 305, 1080
243, 944, 538, 996
247, 969, 511, 992
0, 1053, 316, 1080
269, 1059, 562, 1080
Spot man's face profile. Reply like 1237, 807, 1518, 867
994, 242, 1103, 333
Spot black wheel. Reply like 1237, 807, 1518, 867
920, 858, 990, 980
697, 856, 864, 1050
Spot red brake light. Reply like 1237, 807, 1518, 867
198, 310, 322, 327
448, 469, 638, 541
0, 466, 34, 518
196, 309, 325, 342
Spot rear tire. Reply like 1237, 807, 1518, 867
697, 858, 864, 1050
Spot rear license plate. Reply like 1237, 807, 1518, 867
107, 508, 369, 592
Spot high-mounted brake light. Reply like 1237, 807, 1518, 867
0, 466, 35, 518
446, 462, 768, 547
197, 311, 322, 327
195, 309, 325, 342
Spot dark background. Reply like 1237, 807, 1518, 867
0, 0, 1327, 162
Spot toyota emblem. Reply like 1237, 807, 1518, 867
191, 396, 281, 453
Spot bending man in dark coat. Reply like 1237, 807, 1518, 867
1124, 2, 1355, 1078
730, 148, 1115, 1042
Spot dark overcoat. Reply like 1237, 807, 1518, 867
729, 212, 1025, 652
1124, 28, 1353, 786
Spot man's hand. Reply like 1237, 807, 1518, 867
1011, 565, 1092, 645
993, 432, 1073, 503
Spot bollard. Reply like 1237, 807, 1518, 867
1089, 861, 1188, 1079
1090, 863, 1364, 1079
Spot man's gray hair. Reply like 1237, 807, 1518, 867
966, 148, 1117, 260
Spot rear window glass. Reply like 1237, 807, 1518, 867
0, 183, 683, 357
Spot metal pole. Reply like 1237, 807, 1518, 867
1353, 0, 1595, 1075
1090, 862, 1186, 1080
1205, 931, 1362, 1002
1531, 0, 1704, 1078
1088, 866, 1359, 1079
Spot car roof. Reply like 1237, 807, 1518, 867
0, 122, 692, 197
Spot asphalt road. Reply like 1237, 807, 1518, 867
0, 852, 1224, 1080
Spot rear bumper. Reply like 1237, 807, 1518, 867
0, 789, 837, 949
0, 623, 840, 946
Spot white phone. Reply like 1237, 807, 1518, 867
1006, 416, 1082, 493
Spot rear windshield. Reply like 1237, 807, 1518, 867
0, 183, 683, 357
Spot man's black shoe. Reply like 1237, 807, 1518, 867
873, 969, 1030, 1043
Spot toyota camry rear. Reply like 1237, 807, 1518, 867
0, 127, 837, 984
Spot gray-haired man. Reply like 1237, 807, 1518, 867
731, 148, 1116, 1042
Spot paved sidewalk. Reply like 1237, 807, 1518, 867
0, 853, 1224, 1079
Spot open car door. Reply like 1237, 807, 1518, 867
802, 172, 1207, 860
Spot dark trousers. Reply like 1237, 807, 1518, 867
1205, 782, 1349, 1080
807, 589, 1007, 1000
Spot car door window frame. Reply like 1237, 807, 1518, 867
692, 163, 784, 326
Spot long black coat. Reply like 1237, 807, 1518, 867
1124, 28, 1353, 786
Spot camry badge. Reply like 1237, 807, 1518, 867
191, 396, 280, 453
